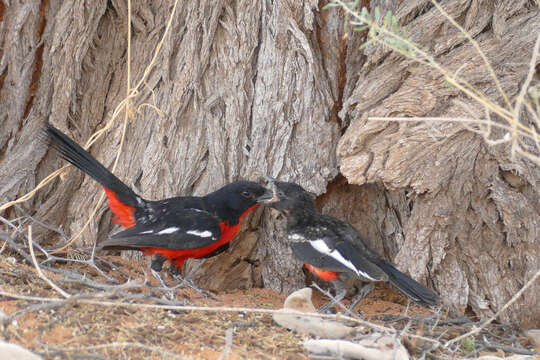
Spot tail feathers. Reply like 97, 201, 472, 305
378, 260, 440, 307
44, 124, 139, 208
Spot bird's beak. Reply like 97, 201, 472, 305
257, 176, 280, 204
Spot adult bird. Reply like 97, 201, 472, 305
257, 178, 440, 311
44, 124, 265, 288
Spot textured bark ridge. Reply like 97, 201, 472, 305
338, 1, 539, 325
0, 0, 538, 324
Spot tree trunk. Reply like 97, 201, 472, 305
0, 0, 537, 326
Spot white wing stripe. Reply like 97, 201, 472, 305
186, 230, 213, 238
310, 240, 377, 281
157, 227, 180, 235
140, 230, 154, 234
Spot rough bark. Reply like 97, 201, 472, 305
0, 0, 538, 325
338, 0, 539, 325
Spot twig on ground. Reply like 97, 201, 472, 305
27, 225, 71, 298
49, 267, 142, 291
37, 342, 184, 360
0, 236, 7, 256
0, 229, 34, 264
443, 269, 540, 348
311, 282, 354, 317
482, 337, 538, 356
2, 300, 71, 326
41, 243, 118, 283
2, 215, 117, 283
13, 206, 70, 242
0, 289, 441, 346
218, 328, 234, 360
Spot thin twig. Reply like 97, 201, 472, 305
481, 337, 538, 356
311, 282, 356, 318
0, 229, 34, 264
510, 33, 540, 159
27, 225, 71, 298
218, 328, 234, 360
0, 236, 7, 256
38, 342, 185, 360
444, 269, 540, 348
430, 0, 512, 109
0, 289, 441, 345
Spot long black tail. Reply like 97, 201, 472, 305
44, 124, 139, 207
378, 260, 440, 307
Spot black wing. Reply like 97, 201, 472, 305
326, 217, 388, 281
290, 242, 351, 273
98, 208, 222, 250
296, 215, 388, 281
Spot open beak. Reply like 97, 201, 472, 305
257, 176, 280, 204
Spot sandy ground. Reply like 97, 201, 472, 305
0, 254, 536, 359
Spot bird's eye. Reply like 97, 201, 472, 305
241, 190, 252, 198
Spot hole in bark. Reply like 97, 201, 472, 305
316, 174, 406, 260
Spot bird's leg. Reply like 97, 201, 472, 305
150, 268, 169, 289
347, 282, 374, 314
149, 254, 166, 281
170, 264, 217, 300
148, 255, 183, 300
318, 280, 347, 313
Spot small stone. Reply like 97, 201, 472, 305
0, 342, 43, 360
273, 287, 356, 339
304, 335, 409, 360
282, 287, 317, 312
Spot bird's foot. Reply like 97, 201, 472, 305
316, 287, 347, 314
345, 283, 374, 316
150, 269, 180, 299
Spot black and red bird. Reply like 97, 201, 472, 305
257, 179, 440, 309
44, 124, 265, 286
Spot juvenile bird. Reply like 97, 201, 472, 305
257, 178, 440, 311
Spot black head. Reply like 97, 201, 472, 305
206, 181, 266, 224
257, 178, 316, 214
